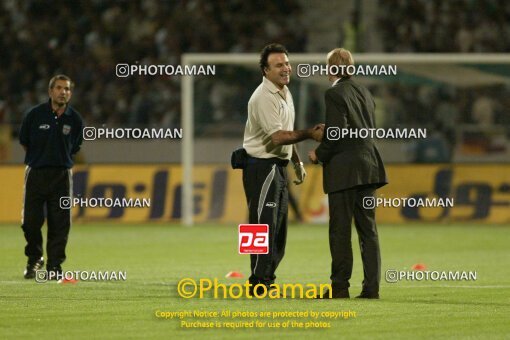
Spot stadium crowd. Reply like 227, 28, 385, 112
378, 0, 510, 52
0, 0, 508, 158
0, 0, 305, 130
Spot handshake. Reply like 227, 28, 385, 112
309, 123, 325, 142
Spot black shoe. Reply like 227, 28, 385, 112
248, 283, 269, 297
355, 292, 379, 299
316, 288, 350, 299
23, 257, 44, 279
46, 266, 63, 281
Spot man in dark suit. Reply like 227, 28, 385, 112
309, 48, 388, 299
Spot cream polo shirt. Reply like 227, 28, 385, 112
243, 77, 295, 160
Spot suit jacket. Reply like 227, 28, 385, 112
316, 77, 388, 194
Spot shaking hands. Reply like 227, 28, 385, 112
310, 123, 325, 142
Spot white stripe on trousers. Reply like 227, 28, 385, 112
21, 166, 31, 224
67, 169, 73, 227
253, 164, 276, 276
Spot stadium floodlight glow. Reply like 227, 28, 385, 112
180, 53, 510, 226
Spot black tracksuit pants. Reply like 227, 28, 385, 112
21, 166, 72, 269
242, 158, 288, 286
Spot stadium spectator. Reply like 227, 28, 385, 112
377, 0, 510, 53
0, 0, 305, 131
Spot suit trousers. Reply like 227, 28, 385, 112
328, 185, 381, 294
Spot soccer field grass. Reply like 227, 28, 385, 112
1, 223, 509, 339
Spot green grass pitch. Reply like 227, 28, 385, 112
1, 223, 509, 339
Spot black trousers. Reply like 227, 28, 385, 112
21, 166, 72, 269
328, 185, 381, 294
242, 159, 288, 286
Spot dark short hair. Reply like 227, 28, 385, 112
48, 74, 74, 90
259, 43, 288, 76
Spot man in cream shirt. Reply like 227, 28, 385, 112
242, 43, 322, 295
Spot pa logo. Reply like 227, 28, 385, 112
265, 202, 277, 208
238, 224, 269, 254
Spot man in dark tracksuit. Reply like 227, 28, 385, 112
309, 48, 387, 299
243, 44, 322, 294
19, 74, 84, 279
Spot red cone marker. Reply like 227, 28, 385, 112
225, 271, 244, 278
412, 263, 427, 271
59, 278, 78, 284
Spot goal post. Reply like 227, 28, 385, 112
180, 53, 510, 226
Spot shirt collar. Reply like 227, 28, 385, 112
262, 76, 288, 95
48, 99, 71, 116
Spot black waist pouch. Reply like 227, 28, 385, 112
231, 148, 248, 169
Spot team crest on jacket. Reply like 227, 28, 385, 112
62, 124, 71, 135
